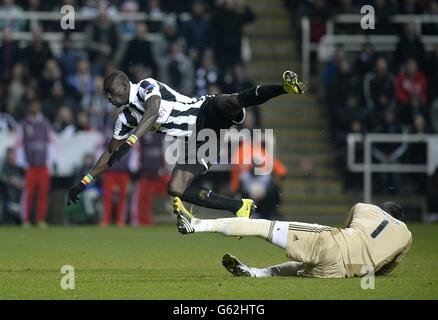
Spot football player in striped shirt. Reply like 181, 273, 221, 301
67, 70, 305, 219
174, 198, 412, 278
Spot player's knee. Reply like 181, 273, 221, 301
167, 181, 186, 198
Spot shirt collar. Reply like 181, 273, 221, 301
128, 81, 139, 104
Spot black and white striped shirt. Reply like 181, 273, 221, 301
113, 78, 206, 140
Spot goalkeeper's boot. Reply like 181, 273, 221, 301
235, 199, 256, 218
173, 197, 195, 234
282, 70, 306, 95
222, 253, 255, 277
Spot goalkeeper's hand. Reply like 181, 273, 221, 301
67, 182, 86, 206
107, 143, 131, 167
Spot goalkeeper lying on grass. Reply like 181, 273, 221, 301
172, 197, 412, 278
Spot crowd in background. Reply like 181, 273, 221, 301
0, 0, 289, 225
0, 0, 257, 133
285, 0, 438, 207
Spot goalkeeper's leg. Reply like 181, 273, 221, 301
222, 254, 304, 278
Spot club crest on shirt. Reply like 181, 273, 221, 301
144, 84, 155, 95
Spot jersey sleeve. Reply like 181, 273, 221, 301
137, 79, 161, 103
113, 114, 133, 140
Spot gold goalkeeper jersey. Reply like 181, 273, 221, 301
331, 203, 412, 277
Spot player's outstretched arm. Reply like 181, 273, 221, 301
107, 95, 161, 167
66, 138, 124, 206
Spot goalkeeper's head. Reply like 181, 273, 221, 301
380, 202, 405, 220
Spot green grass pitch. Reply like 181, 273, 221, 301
0, 224, 437, 299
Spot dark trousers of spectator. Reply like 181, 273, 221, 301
23, 166, 50, 223
101, 172, 130, 227
131, 175, 169, 226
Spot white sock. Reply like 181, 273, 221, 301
269, 221, 289, 250
250, 267, 273, 278
191, 218, 213, 232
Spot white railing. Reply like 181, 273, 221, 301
0, 10, 188, 46
301, 14, 438, 85
347, 133, 438, 203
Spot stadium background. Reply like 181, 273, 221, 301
1, 0, 438, 225
0, 0, 437, 301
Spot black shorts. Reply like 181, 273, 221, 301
171, 95, 245, 177
195, 95, 246, 133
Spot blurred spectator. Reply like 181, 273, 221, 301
322, 46, 345, 88
42, 82, 74, 123
338, 119, 365, 192
82, 76, 113, 130
25, 0, 45, 31
85, 5, 122, 73
426, 44, 438, 103
146, 0, 165, 33
326, 59, 362, 132
373, 0, 397, 35
181, 0, 213, 65
363, 57, 396, 126
230, 136, 287, 219
423, 1, 438, 35
396, 59, 428, 125
81, 0, 118, 18
67, 58, 95, 107
0, 0, 25, 32
194, 51, 218, 96
399, 0, 424, 14
56, 36, 87, 79
408, 113, 430, 193
20, 28, 53, 78
131, 132, 169, 226
212, 0, 255, 74
161, 40, 194, 95
16, 99, 57, 227
100, 135, 134, 227
354, 42, 378, 79
394, 23, 427, 72
152, 17, 180, 71
5, 63, 27, 119
372, 109, 407, 194
76, 110, 93, 131
121, 22, 157, 78
335, 94, 369, 138
119, 0, 140, 38
302, 0, 333, 42
0, 27, 18, 79
39, 59, 63, 95
0, 112, 16, 132
0, 148, 24, 224
0, 147, 24, 224
53, 105, 75, 136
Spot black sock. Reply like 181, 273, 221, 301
237, 85, 286, 107
181, 185, 242, 213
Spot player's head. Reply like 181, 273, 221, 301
380, 202, 405, 220
103, 71, 130, 108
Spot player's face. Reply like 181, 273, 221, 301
106, 88, 129, 108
